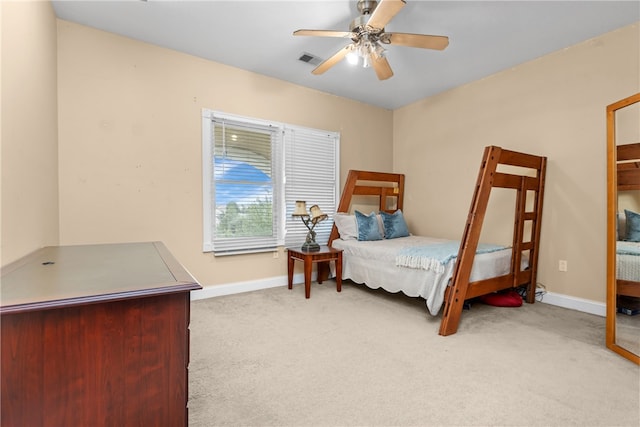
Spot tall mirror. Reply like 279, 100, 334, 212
607, 93, 640, 364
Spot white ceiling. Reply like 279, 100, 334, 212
51, 0, 639, 110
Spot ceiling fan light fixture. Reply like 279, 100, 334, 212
346, 52, 359, 65
357, 40, 370, 58
293, 0, 449, 80
346, 44, 359, 65
372, 41, 386, 59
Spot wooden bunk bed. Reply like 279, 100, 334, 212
616, 142, 640, 299
327, 145, 547, 336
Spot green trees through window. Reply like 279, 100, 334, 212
215, 199, 273, 238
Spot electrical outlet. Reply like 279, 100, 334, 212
273, 251, 279, 259
558, 260, 567, 272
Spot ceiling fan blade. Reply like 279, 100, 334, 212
293, 29, 354, 38
384, 32, 449, 50
367, 0, 406, 30
371, 55, 393, 80
312, 45, 352, 75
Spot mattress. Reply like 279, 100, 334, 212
617, 241, 640, 282
332, 235, 523, 316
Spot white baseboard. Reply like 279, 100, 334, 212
191, 272, 313, 300
192, 276, 607, 319
539, 291, 606, 317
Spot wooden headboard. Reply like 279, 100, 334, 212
617, 143, 640, 191
328, 170, 405, 246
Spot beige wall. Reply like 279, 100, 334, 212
56, 20, 393, 286
1, 0, 59, 265
394, 23, 640, 302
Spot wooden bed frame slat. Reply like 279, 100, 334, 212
353, 171, 403, 182
328, 146, 546, 336
492, 173, 540, 191
618, 169, 640, 190
617, 162, 640, 170
492, 173, 522, 189
497, 149, 544, 169
520, 242, 534, 251
617, 279, 640, 298
617, 144, 640, 161
464, 271, 531, 300
353, 186, 393, 196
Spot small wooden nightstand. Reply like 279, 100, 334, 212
287, 246, 343, 299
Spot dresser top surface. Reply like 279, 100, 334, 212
1, 242, 201, 313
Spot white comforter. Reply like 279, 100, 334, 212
332, 235, 520, 316
617, 241, 640, 281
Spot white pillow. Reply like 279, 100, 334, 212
333, 212, 386, 240
375, 213, 385, 236
333, 213, 358, 240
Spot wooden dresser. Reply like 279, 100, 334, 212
1, 242, 202, 426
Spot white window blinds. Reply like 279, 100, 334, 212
202, 109, 339, 255
284, 126, 339, 248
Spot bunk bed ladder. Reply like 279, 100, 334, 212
439, 146, 546, 336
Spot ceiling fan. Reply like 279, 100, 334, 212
293, 0, 449, 80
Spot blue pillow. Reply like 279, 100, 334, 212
380, 209, 410, 239
625, 209, 640, 242
355, 211, 383, 241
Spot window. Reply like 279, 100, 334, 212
202, 110, 339, 255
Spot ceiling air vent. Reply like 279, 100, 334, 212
298, 52, 322, 66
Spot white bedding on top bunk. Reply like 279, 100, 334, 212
331, 235, 521, 316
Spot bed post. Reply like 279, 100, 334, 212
439, 146, 500, 336
328, 170, 360, 248
525, 155, 546, 303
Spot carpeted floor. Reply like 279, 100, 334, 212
188, 280, 640, 426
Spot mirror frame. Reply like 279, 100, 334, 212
606, 92, 640, 365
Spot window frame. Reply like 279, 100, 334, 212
202, 109, 340, 255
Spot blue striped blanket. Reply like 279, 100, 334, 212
617, 241, 640, 256
396, 241, 507, 273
